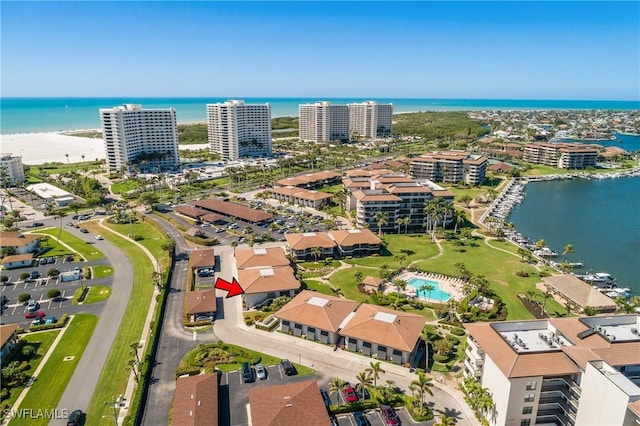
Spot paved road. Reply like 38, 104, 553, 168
52, 222, 135, 424
140, 215, 217, 426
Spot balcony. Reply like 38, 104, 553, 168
538, 397, 577, 416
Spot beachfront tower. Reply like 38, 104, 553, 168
99, 104, 179, 174
347, 101, 393, 140
0, 154, 25, 186
299, 102, 349, 143
206, 100, 272, 160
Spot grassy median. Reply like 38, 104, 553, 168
35, 228, 104, 261
10, 314, 98, 426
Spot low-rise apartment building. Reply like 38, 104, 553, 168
410, 151, 488, 185
464, 315, 640, 426
523, 143, 599, 169
0, 231, 40, 255
275, 171, 341, 189
270, 186, 332, 209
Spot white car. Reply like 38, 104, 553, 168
255, 364, 267, 380
95, 235, 104, 240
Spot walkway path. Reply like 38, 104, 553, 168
1, 320, 72, 426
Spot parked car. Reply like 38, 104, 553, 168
79, 228, 89, 233
241, 362, 254, 383
353, 411, 370, 426
330, 414, 340, 426
255, 364, 267, 380
27, 300, 40, 312
1, 295, 8, 305
280, 359, 296, 376
343, 384, 358, 403
198, 268, 214, 277
95, 235, 104, 240
32, 317, 45, 326
320, 389, 331, 407
25, 310, 45, 319
47, 257, 55, 264
380, 404, 400, 425
45, 316, 57, 325
39, 258, 48, 265
30, 270, 40, 279
67, 409, 83, 426
195, 315, 214, 322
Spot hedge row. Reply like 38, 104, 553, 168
329, 400, 380, 414
27, 313, 69, 332
183, 234, 219, 246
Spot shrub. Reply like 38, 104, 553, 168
19, 273, 30, 281
0, 276, 8, 283
450, 327, 466, 336
515, 270, 529, 277
433, 353, 452, 363
175, 366, 201, 378
47, 268, 60, 277
47, 289, 62, 299
0, 388, 8, 401
19, 361, 29, 371
18, 293, 31, 303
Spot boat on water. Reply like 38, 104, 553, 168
601, 287, 633, 300
533, 247, 558, 258
575, 272, 618, 289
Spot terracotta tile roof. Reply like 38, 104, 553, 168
487, 162, 513, 172
294, 190, 333, 201
194, 198, 272, 223
386, 184, 431, 194
342, 178, 372, 189
328, 229, 381, 246
339, 304, 426, 352
0, 324, 19, 349
431, 190, 455, 198
375, 176, 414, 184
171, 373, 218, 426
285, 232, 337, 250
190, 248, 215, 269
249, 380, 329, 426
175, 205, 208, 218
271, 186, 303, 196
201, 213, 226, 223
276, 171, 341, 187
361, 276, 384, 289
237, 266, 300, 294
0, 231, 39, 248
234, 247, 290, 270
509, 352, 581, 378
185, 289, 217, 315
275, 290, 359, 332
628, 399, 640, 417
593, 342, 640, 367
464, 322, 518, 377
1, 253, 34, 264
462, 156, 488, 166
345, 169, 374, 177
542, 275, 617, 309
351, 190, 402, 202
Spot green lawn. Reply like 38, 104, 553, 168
303, 279, 336, 296
91, 265, 114, 279
178, 343, 315, 375
101, 219, 170, 271
110, 179, 139, 194
83, 286, 112, 304
1, 331, 61, 410
35, 228, 104, 261
346, 234, 440, 268
83, 223, 163, 426
11, 314, 98, 426
412, 236, 565, 319
328, 268, 380, 302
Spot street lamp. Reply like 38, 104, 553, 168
104, 396, 119, 426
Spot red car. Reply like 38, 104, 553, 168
343, 384, 358, 403
25, 311, 45, 319
380, 404, 400, 425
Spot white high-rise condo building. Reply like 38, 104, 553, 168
100, 104, 179, 174
299, 102, 349, 143
348, 101, 393, 139
206, 100, 272, 160
0, 154, 25, 185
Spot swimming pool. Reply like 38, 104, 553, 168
407, 277, 452, 302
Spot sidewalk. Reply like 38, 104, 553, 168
1, 317, 73, 426
96, 219, 160, 425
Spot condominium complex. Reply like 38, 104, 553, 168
298, 101, 393, 142
0, 154, 25, 185
343, 170, 454, 232
409, 151, 488, 185
99, 104, 179, 173
464, 315, 640, 426
206, 100, 272, 160
299, 102, 349, 142
523, 143, 599, 169
348, 101, 393, 139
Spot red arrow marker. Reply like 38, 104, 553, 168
215, 277, 244, 298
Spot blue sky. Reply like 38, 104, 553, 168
2, 1, 638, 100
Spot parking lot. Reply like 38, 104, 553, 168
0, 258, 113, 328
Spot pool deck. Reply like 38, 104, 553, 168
385, 271, 466, 304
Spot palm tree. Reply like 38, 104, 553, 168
401, 216, 411, 234
410, 372, 434, 415
420, 283, 435, 301
355, 370, 373, 401
562, 243, 575, 261
373, 211, 389, 237
354, 271, 364, 283
459, 194, 472, 209
434, 414, 456, 426
452, 209, 466, 235
55, 210, 66, 243
65, 153, 69, 163
392, 278, 407, 308
441, 202, 454, 231
151, 271, 164, 289
395, 216, 405, 234
310, 246, 322, 262
365, 361, 385, 388
328, 376, 345, 397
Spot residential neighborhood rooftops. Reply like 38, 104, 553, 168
275, 290, 359, 333
237, 266, 300, 295
339, 304, 426, 352
234, 247, 290, 270
190, 248, 215, 269
171, 373, 218, 426
248, 380, 329, 426
285, 232, 337, 250
0, 231, 40, 248
185, 289, 217, 315
328, 229, 381, 246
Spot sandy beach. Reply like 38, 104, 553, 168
0, 132, 209, 165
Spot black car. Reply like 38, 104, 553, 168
241, 362, 253, 383
67, 409, 83, 426
1, 295, 8, 305
353, 411, 370, 426
79, 228, 89, 233
280, 359, 296, 376
320, 389, 331, 407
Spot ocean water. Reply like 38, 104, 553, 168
1, 97, 639, 134
508, 175, 640, 294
